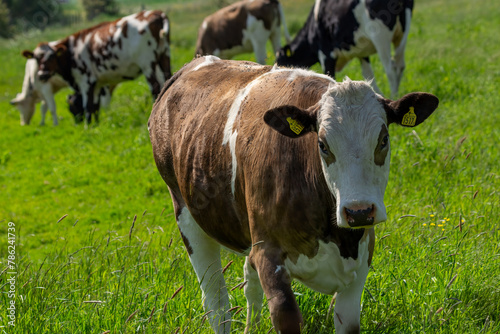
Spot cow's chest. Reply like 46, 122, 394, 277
283, 235, 371, 294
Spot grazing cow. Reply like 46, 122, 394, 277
276, 0, 413, 97
149, 56, 438, 333
10, 58, 68, 125
22, 10, 171, 124
195, 0, 291, 64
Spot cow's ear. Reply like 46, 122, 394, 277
56, 45, 67, 56
381, 93, 439, 127
264, 105, 317, 138
22, 50, 34, 59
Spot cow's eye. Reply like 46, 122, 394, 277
318, 140, 328, 154
380, 135, 389, 149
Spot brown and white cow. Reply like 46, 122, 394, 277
195, 0, 291, 64
22, 10, 171, 124
276, 0, 413, 98
149, 56, 438, 333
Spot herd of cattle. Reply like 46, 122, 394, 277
13, 1, 440, 333
11, 0, 413, 126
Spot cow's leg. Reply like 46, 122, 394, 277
269, 27, 281, 56
243, 257, 263, 334
39, 84, 58, 125
369, 26, 398, 98
323, 55, 337, 79
142, 64, 164, 99
359, 57, 382, 95
39, 101, 48, 126
247, 18, 271, 64
175, 204, 231, 333
250, 248, 302, 334
333, 230, 373, 334
392, 9, 412, 97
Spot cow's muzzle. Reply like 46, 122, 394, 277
38, 71, 53, 82
344, 205, 376, 228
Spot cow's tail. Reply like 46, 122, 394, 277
278, 2, 291, 44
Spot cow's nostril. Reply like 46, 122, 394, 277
344, 205, 375, 227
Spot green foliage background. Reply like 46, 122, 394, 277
0, 0, 499, 333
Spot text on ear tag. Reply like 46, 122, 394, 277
401, 106, 417, 126
286, 117, 304, 135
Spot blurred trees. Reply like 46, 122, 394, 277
81, 0, 118, 20
0, 1, 11, 38
0, 0, 120, 39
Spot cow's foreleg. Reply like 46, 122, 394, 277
392, 8, 412, 98
332, 230, 373, 334
176, 207, 231, 334
359, 57, 382, 95
250, 248, 302, 334
40, 84, 58, 125
247, 17, 270, 65
244, 257, 263, 334
369, 25, 398, 98
40, 101, 48, 126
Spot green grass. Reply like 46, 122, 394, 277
0, 0, 499, 333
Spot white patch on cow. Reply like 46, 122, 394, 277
314, 0, 322, 21
270, 66, 334, 83
222, 72, 269, 194
143, 10, 152, 18
275, 265, 285, 274
202, 20, 207, 31
176, 207, 231, 333
284, 231, 371, 295
317, 79, 389, 228
193, 55, 220, 71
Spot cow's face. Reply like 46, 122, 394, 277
22, 44, 66, 82
10, 93, 36, 125
276, 44, 313, 68
264, 79, 439, 229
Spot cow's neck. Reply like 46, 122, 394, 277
57, 38, 76, 89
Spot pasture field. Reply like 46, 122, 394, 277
0, 0, 499, 332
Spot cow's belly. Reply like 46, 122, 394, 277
96, 63, 142, 85
334, 36, 376, 72
217, 42, 253, 59
284, 234, 371, 294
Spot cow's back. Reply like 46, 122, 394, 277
150, 57, 337, 257
150, 57, 270, 251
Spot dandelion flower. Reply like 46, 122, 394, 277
430, 214, 435, 218
431, 223, 436, 226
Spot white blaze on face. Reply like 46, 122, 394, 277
317, 80, 390, 228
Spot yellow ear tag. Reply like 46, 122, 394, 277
286, 48, 292, 57
401, 106, 417, 126
286, 117, 304, 135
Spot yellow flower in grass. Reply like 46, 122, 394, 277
430, 223, 436, 226
430, 214, 435, 218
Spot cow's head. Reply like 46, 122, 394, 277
67, 93, 84, 123
22, 43, 67, 82
276, 44, 316, 69
10, 92, 36, 126
264, 79, 438, 229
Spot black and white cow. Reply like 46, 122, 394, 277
22, 10, 171, 123
149, 56, 438, 333
276, 0, 413, 97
